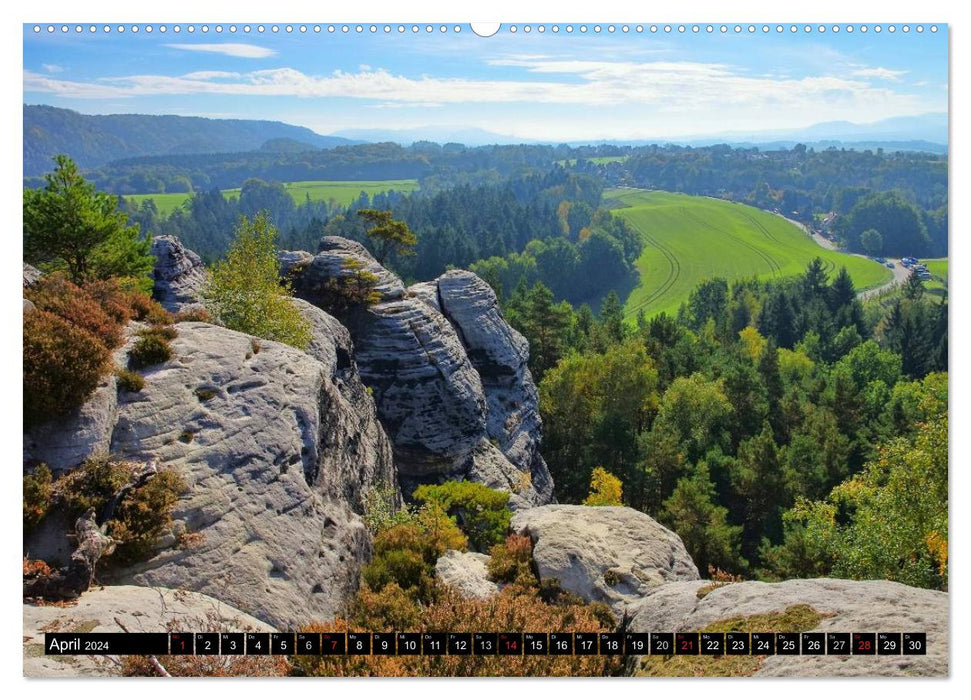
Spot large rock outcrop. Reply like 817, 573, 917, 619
24, 585, 275, 677
511, 505, 700, 615
287, 238, 554, 507
626, 578, 948, 677
25, 319, 395, 629
151, 235, 207, 312
435, 550, 503, 600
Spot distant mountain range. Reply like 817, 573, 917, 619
24, 105, 947, 177
23, 105, 360, 175
331, 114, 947, 152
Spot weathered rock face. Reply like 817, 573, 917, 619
25, 319, 395, 629
435, 550, 502, 600
151, 235, 207, 311
23, 342, 129, 472
626, 578, 948, 677
353, 295, 487, 477
511, 505, 700, 615
23, 585, 275, 677
23, 263, 42, 288
288, 239, 554, 507
287, 237, 405, 304
423, 270, 555, 506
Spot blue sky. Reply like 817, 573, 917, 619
23, 24, 948, 141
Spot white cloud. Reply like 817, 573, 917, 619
164, 43, 276, 59
851, 67, 908, 81
41, 64, 63, 74
23, 55, 937, 140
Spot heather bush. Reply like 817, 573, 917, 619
129, 333, 173, 369
110, 469, 186, 564
24, 310, 111, 427
116, 369, 145, 393
293, 585, 622, 677
23, 464, 53, 532
487, 533, 536, 585
26, 274, 123, 349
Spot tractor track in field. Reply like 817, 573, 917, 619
625, 227, 681, 316
680, 207, 783, 276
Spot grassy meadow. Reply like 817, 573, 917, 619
126, 179, 420, 216
605, 189, 893, 319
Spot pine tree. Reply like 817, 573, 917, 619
599, 290, 626, 346
661, 462, 746, 575
357, 209, 416, 265
24, 155, 154, 289
802, 257, 829, 301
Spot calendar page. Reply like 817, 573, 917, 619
21, 19, 948, 679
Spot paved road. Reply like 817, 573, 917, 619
771, 212, 906, 299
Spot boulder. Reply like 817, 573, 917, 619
288, 237, 405, 304
23, 263, 42, 288
626, 578, 948, 677
510, 505, 700, 615
25, 320, 396, 629
151, 235, 207, 311
435, 550, 502, 600
23, 585, 274, 677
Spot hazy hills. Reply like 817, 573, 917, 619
23, 105, 359, 176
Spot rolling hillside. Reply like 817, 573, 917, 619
606, 189, 892, 319
24, 104, 358, 175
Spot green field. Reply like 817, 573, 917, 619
126, 179, 420, 216
923, 258, 948, 293
606, 189, 893, 319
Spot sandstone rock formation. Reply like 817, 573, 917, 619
25, 321, 395, 629
289, 236, 405, 303
23, 585, 275, 677
626, 578, 948, 677
23, 263, 42, 288
435, 550, 502, 600
150, 235, 207, 312
286, 237, 554, 507
510, 505, 700, 615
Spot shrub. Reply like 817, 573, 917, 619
412, 481, 512, 551
26, 274, 123, 349
203, 213, 311, 350
109, 469, 186, 564
116, 369, 145, 393
294, 585, 621, 677
23, 464, 53, 532
318, 259, 382, 312
82, 278, 137, 324
362, 482, 408, 533
583, 467, 624, 506
173, 307, 210, 323
54, 455, 132, 517
487, 534, 536, 585
139, 325, 178, 341
45, 456, 185, 565
24, 311, 111, 427
129, 334, 172, 369
360, 503, 467, 604
128, 292, 173, 325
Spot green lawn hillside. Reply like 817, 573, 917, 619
606, 189, 892, 319
126, 179, 420, 216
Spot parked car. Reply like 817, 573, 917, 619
886, 261, 895, 269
